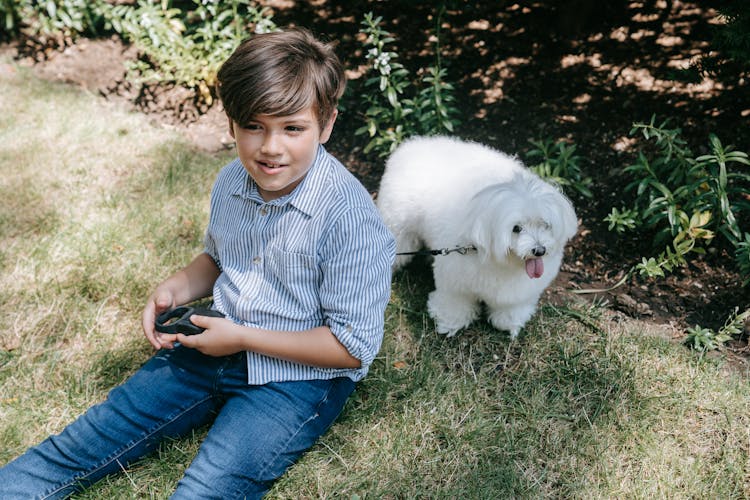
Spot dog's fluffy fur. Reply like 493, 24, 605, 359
377, 136, 578, 339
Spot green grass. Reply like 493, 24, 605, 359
1, 58, 748, 499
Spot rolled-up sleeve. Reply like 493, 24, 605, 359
319, 207, 396, 369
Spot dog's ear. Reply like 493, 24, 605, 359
529, 174, 578, 243
546, 188, 578, 242
464, 184, 515, 260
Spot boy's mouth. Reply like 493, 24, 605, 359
258, 160, 285, 172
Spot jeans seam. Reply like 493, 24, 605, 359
41, 394, 216, 500
249, 382, 335, 491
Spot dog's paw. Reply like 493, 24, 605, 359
486, 316, 522, 340
432, 314, 470, 337
488, 306, 533, 340
436, 325, 461, 337
427, 291, 478, 338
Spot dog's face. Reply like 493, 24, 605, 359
507, 217, 557, 277
465, 174, 578, 278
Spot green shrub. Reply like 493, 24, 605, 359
526, 138, 593, 198
1, 0, 110, 42
1, 0, 21, 37
601, 116, 750, 350
355, 11, 460, 158
684, 307, 748, 351
700, 3, 750, 77
606, 116, 750, 280
2, 0, 275, 105
108, 0, 275, 104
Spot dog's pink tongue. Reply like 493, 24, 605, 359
525, 258, 544, 279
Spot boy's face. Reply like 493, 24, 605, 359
228, 106, 336, 202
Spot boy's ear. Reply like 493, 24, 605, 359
227, 114, 235, 139
319, 109, 338, 144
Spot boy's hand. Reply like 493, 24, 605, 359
142, 288, 178, 350
175, 315, 247, 357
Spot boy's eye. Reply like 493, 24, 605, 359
285, 126, 305, 132
243, 123, 262, 131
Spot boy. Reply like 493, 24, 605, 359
0, 28, 395, 498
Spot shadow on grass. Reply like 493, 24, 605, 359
326, 257, 646, 496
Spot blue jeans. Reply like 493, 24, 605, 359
0, 345, 355, 499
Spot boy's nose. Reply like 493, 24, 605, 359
261, 133, 282, 155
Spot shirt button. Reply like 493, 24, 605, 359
259, 207, 268, 216
252, 256, 261, 264
345, 325, 353, 333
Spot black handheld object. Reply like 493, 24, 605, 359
155, 306, 225, 336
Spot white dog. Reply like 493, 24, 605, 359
377, 136, 578, 339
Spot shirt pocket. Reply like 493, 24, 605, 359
264, 244, 321, 318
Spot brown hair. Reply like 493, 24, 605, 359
217, 28, 346, 130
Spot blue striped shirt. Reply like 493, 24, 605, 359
204, 145, 395, 384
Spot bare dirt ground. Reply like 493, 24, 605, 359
4, 0, 749, 357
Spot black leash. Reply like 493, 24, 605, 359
397, 245, 477, 256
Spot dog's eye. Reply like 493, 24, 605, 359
512, 225, 522, 233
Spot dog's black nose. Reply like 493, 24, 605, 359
532, 246, 546, 257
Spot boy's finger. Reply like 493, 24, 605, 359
142, 306, 162, 350
146, 332, 161, 350
156, 333, 179, 348
175, 333, 201, 348
154, 290, 174, 311
189, 314, 211, 328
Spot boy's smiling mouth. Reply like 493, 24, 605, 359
258, 160, 285, 171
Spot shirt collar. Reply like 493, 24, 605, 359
287, 145, 328, 217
